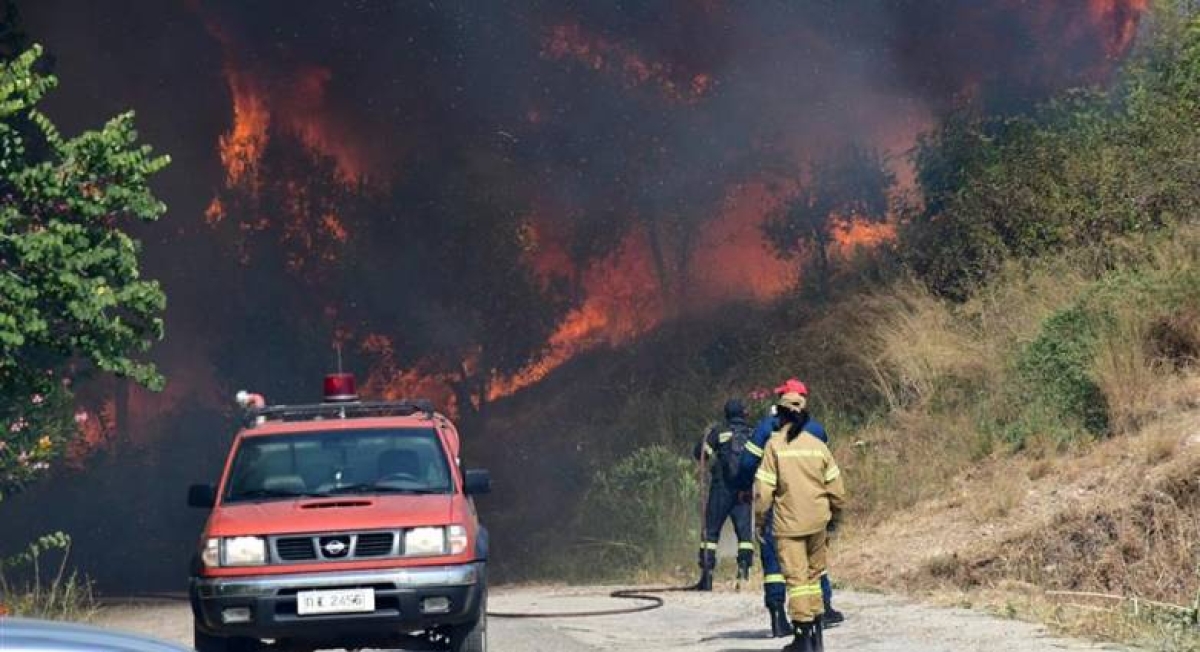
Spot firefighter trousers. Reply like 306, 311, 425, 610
760, 511, 787, 607
699, 484, 754, 570
777, 529, 827, 623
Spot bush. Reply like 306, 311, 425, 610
1014, 306, 1110, 441
900, 5, 1200, 301
0, 532, 96, 620
572, 445, 700, 577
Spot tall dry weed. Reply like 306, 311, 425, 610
868, 283, 992, 409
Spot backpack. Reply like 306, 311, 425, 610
715, 421, 752, 484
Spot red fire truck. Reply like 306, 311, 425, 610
187, 374, 490, 652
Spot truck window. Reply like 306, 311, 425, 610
224, 428, 452, 502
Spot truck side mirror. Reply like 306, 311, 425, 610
463, 469, 491, 495
188, 483, 216, 508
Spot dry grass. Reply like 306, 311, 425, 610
867, 284, 993, 409
831, 226, 1200, 649
965, 467, 1027, 523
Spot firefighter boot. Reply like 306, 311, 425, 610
694, 568, 713, 592
822, 606, 844, 628
736, 549, 754, 582
811, 615, 825, 652
782, 621, 814, 652
769, 604, 791, 638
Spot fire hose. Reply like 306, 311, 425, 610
492, 429, 717, 619
487, 587, 685, 619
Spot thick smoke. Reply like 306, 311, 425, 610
2, 0, 1146, 591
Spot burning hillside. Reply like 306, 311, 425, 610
178, 0, 1154, 414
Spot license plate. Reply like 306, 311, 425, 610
296, 588, 376, 616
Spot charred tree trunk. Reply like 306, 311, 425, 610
812, 226, 832, 300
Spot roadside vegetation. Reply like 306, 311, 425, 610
0, 532, 96, 620
0, 37, 168, 618
518, 3, 1200, 648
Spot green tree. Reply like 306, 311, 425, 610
764, 145, 894, 298
900, 5, 1200, 301
0, 46, 169, 499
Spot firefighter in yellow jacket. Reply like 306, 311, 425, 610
754, 390, 845, 652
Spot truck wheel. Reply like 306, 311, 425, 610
194, 624, 260, 652
448, 590, 487, 652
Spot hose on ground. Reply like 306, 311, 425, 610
487, 585, 694, 619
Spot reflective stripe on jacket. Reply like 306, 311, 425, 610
753, 424, 845, 537
737, 414, 827, 490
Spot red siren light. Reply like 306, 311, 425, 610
323, 373, 359, 403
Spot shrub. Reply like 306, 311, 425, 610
573, 445, 700, 577
0, 532, 96, 621
1014, 306, 1110, 441
899, 5, 1200, 301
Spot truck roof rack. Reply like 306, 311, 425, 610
244, 399, 435, 427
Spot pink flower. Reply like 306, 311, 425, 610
9, 418, 27, 433
74, 411, 89, 424
31, 394, 44, 405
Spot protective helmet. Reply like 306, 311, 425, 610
773, 378, 809, 396
776, 391, 807, 413
724, 398, 746, 420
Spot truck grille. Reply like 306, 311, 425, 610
354, 532, 396, 557
269, 530, 403, 563
275, 537, 317, 561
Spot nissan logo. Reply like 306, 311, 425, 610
323, 540, 347, 556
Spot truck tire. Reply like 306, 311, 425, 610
194, 624, 260, 652
448, 589, 487, 652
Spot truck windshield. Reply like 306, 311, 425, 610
223, 428, 453, 503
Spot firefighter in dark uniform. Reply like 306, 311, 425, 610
692, 398, 756, 591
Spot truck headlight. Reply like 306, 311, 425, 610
405, 527, 446, 555
448, 525, 468, 555
222, 536, 267, 566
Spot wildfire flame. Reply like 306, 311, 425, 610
197, 2, 1151, 409
1089, 0, 1150, 58
490, 228, 665, 400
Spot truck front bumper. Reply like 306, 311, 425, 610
190, 563, 484, 642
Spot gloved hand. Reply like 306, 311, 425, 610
826, 516, 840, 536
736, 490, 753, 505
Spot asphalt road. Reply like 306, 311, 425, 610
98, 587, 1130, 651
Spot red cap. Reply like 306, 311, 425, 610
323, 373, 359, 402
773, 378, 808, 396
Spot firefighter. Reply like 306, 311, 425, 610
754, 391, 845, 652
692, 398, 756, 591
739, 380, 843, 637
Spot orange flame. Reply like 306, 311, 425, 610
218, 66, 270, 187
490, 228, 665, 399
1089, 0, 1149, 58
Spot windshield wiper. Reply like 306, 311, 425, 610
326, 483, 446, 495
227, 489, 331, 501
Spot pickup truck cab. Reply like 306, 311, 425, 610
187, 375, 490, 652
